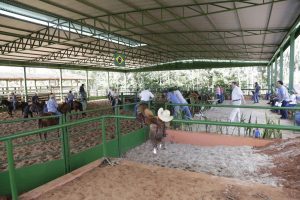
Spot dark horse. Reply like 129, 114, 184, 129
0, 99, 27, 117
23, 101, 45, 118
58, 101, 84, 118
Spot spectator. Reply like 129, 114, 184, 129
173, 87, 192, 119
32, 93, 39, 104
8, 92, 17, 112
276, 80, 289, 119
253, 82, 261, 103
229, 82, 246, 122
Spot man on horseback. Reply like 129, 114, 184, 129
134, 87, 154, 116
7, 92, 17, 113
46, 93, 61, 115
32, 93, 39, 104
67, 90, 75, 109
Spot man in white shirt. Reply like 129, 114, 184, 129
135, 88, 154, 116
229, 82, 246, 122
139, 89, 154, 102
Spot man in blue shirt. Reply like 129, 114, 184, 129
165, 90, 181, 118
173, 88, 192, 119
47, 93, 61, 115
276, 80, 289, 119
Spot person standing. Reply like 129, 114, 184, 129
215, 85, 221, 103
229, 82, 246, 122
220, 86, 225, 103
253, 82, 261, 103
276, 80, 290, 119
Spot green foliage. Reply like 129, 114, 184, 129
262, 113, 282, 139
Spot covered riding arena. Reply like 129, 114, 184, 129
0, 1, 300, 200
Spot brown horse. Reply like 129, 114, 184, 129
136, 104, 167, 154
38, 112, 60, 140
58, 101, 84, 118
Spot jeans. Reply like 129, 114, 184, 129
181, 106, 192, 119
254, 92, 259, 103
280, 100, 288, 119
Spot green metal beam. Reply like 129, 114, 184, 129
279, 48, 283, 80
267, 65, 270, 91
23, 67, 28, 102
127, 60, 268, 72
274, 57, 278, 82
289, 31, 295, 90
0, 60, 126, 72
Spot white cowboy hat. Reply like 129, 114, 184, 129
157, 108, 173, 122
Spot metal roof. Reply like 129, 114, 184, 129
0, 0, 299, 72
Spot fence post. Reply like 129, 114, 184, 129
6, 140, 18, 200
121, 92, 124, 109
114, 107, 121, 156
101, 118, 107, 157
60, 116, 70, 173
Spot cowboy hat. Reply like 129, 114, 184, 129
157, 108, 173, 122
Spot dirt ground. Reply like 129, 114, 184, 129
257, 137, 300, 191
34, 160, 300, 200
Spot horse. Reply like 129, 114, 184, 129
136, 103, 167, 154
0, 99, 14, 117
38, 112, 60, 140
23, 101, 45, 118
0, 99, 27, 117
58, 100, 84, 119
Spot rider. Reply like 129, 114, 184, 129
8, 92, 17, 112
32, 93, 39, 104
135, 87, 154, 116
79, 84, 85, 97
79, 88, 87, 114
67, 90, 75, 109
46, 93, 61, 115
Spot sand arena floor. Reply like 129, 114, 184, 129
21, 160, 300, 200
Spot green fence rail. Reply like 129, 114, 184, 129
1, 101, 300, 199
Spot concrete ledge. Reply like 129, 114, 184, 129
166, 130, 274, 147
20, 159, 101, 200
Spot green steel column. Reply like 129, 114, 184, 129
289, 31, 295, 90
267, 66, 270, 92
59, 69, 63, 102
125, 73, 128, 92
279, 48, 284, 81
107, 72, 110, 89
6, 140, 18, 200
23, 67, 28, 102
60, 116, 70, 173
114, 107, 121, 156
274, 58, 278, 82
85, 70, 89, 99
101, 118, 107, 157
270, 62, 273, 91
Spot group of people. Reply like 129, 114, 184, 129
135, 87, 192, 120
6, 84, 88, 116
